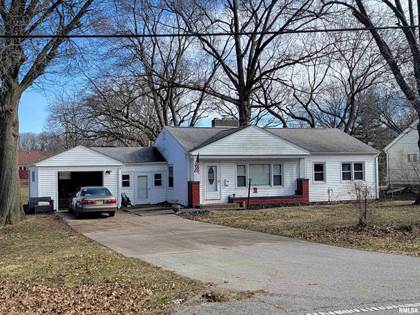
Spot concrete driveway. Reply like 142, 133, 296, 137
62, 211, 420, 314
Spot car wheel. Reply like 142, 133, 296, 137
108, 211, 115, 217
75, 206, 82, 219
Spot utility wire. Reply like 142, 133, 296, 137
0, 25, 418, 39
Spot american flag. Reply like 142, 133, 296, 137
194, 153, 200, 174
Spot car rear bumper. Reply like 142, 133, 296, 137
79, 206, 117, 213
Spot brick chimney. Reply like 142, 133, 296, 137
211, 116, 239, 128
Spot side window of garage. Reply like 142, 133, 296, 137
122, 174, 130, 187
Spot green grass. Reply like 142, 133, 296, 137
188, 201, 420, 256
0, 215, 202, 314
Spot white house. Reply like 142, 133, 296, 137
29, 120, 379, 210
384, 120, 420, 187
29, 146, 167, 210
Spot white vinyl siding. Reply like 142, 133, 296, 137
36, 166, 120, 210
199, 159, 299, 204
36, 146, 122, 167
386, 126, 420, 186
120, 164, 168, 205
155, 128, 189, 205
305, 155, 377, 202
190, 126, 309, 156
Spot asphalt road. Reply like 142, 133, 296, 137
62, 211, 420, 314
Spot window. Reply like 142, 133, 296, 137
341, 162, 365, 181
81, 187, 111, 197
31, 171, 35, 182
313, 163, 325, 182
168, 166, 174, 188
249, 164, 271, 186
237, 165, 247, 187
353, 163, 364, 180
273, 165, 282, 186
408, 154, 418, 162
122, 174, 130, 187
154, 173, 162, 186
341, 163, 352, 181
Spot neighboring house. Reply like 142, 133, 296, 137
384, 120, 420, 187
29, 119, 379, 210
18, 151, 49, 181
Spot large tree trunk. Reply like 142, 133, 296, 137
238, 98, 251, 126
0, 93, 25, 225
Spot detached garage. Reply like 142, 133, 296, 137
29, 146, 167, 211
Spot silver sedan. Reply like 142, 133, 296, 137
71, 186, 117, 219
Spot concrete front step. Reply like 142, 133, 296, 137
199, 203, 242, 210
122, 205, 175, 216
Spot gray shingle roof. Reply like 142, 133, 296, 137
90, 147, 166, 163
267, 128, 378, 154
166, 126, 378, 154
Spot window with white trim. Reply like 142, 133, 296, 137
273, 164, 282, 186
237, 165, 247, 187
341, 163, 352, 181
154, 173, 162, 186
408, 154, 418, 162
313, 163, 325, 182
249, 164, 271, 186
168, 166, 174, 188
353, 163, 364, 180
341, 162, 364, 181
122, 174, 130, 187
31, 171, 35, 182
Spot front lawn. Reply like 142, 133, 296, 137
0, 215, 202, 314
187, 201, 420, 256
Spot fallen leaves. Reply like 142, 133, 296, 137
0, 281, 154, 315
0, 216, 202, 314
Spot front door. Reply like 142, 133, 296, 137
136, 175, 149, 204
205, 165, 220, 200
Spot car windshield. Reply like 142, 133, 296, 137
81, 188, 112, 197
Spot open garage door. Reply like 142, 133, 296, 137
58, 171, 103, 210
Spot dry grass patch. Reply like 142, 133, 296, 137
188, 201, 420, 256
0, 215, 202, 314
20, 181, 28, 207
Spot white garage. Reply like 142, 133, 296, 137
29, 146, 168, 211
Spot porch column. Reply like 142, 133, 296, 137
297, 178, 309, 203
188, 181, 200, 208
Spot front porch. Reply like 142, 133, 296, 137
189, 178, 309, 208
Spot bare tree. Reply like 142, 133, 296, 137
322, 0, 420, 203
111, 0, 214, 129
19, 131, 66, 152
352, 181, 373, 227
0, 0, 95, 225
265, 22, 388, 132
170, 0, 328, 125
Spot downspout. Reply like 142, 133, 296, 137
386, 150, 390, 188
117, 167, 122, 208
375, 155, 380, 199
